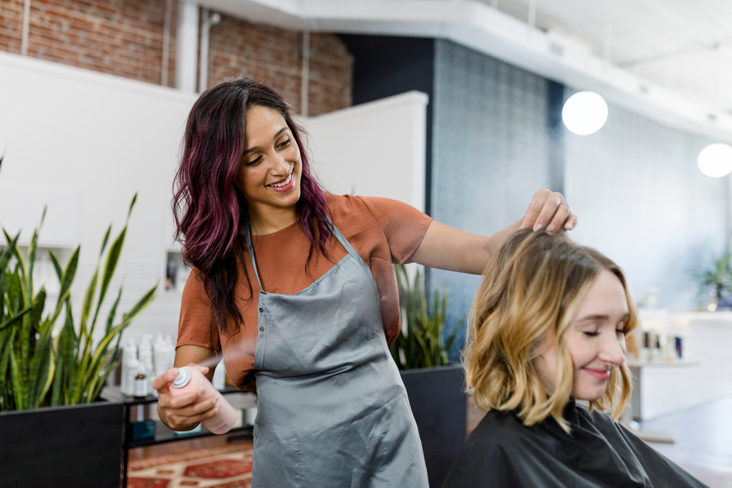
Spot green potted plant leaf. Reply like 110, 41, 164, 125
693, 252, 732, 310
390, 263, 465, 488
0, 192, 157, 487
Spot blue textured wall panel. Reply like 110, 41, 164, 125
564, 100, 727, 311
431, 40, 560, 359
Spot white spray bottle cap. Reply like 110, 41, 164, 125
171, 367, 192, 388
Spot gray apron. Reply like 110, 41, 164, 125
245, 223, 429, 488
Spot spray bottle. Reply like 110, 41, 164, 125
169, 366, 236, 434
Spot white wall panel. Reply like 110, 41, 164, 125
0, 51, 197, 343
0, 53, 428, 346
303, 91, 428, 212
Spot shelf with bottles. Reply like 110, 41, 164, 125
101, 384, 256, 449
627, 328, 692, 365
121, 334, 177, 398
119, 333, 234, 400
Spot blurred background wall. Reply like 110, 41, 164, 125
2, 0, 732, 416
0, 0, 352, 116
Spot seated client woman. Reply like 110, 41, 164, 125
443, 229, 707, 488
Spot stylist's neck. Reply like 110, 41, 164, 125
248, 204, 298, 236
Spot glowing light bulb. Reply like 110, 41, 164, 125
697, 143, 732, 178
562, 91, 608, 135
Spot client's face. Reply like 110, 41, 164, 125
539, 269, 629, 401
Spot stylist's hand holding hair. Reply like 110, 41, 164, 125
519, 188, 576, 234
411, 188, 576, 275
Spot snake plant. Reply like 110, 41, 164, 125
389, 264, 462, 370
0, 193, 157, 411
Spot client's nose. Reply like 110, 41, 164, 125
598, 334, 625, 366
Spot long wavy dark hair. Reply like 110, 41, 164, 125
173, 78, 332, 333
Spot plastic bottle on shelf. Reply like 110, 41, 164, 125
639, 330, 651, 362
154, 335, 169, 378
652, 333, 663, 362
121, 339, 138, 395
165, 336, 175, 369
169, 366, 236, 434
124, 357, 141, 397
665, 335, 677, 361
133, 367, 149, 399
153, 335, 176, 397
139, 335, 155, 395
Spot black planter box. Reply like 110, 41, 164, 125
401, 364, 467, 488
0, 401, 124, 488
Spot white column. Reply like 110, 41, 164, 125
300, 30, 310, 117
199, 11, 220, 93
21, 0, 31, 56
175, 0, 199, 93
199, 8, 210, 93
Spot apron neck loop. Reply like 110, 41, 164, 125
244, 217, 360, 294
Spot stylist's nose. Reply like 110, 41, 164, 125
598, 334, 625, 367
270, 151, 290, 175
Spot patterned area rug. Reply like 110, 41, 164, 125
128, 443, 253, 488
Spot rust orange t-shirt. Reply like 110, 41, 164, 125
176, 194, 433, 390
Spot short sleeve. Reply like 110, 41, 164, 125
357, 196, 433, 264
177, 269, 221, 353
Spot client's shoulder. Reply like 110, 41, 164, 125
467, 408, 533, 451
576, 403, 621, 434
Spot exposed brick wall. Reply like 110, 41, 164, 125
308, 32, 352, 116
0, 1, 351, 115
0, 0, 176, 86
207, 15, 352, 116
0, 1, 24, 55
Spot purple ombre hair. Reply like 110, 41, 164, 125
173, 78, 332, 333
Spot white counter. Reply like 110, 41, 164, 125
636, 310, 732, 420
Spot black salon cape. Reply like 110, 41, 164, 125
443, 402, 707, 488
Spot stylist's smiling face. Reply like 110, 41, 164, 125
237, 105, 302, 211
540, 269, 630, 402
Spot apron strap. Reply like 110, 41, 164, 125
244, 225, 265, 292
330, 222, 360, 260
244, 217, 360, 294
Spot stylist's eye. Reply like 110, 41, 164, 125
278, 138, 291, 148
246, 156, 263, 166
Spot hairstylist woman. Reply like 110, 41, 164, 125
152, 77, 578, 487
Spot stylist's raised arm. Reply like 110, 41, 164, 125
153, 346, 218, 431
411, 188, 577, 275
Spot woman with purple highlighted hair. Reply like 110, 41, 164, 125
151, 77, 578, 487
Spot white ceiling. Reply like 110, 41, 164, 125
485, 0, 732, 114
196, 0, 732, 141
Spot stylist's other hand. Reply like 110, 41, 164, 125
153, 363, 219, 431
519, 189, 577, 235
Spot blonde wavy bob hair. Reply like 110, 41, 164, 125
464, 228, 638, 432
